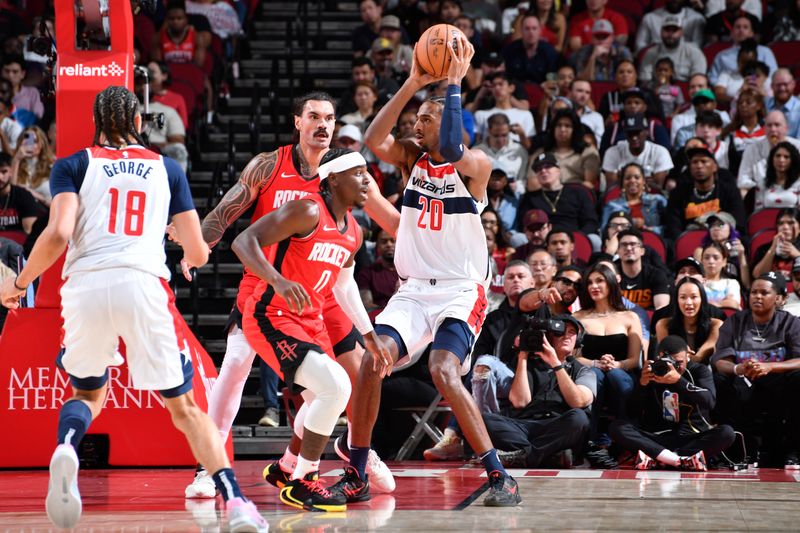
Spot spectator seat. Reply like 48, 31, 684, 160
703, 42, 733, 67
573, 230, 593, 264
748, 228, 777, 264
393, 393, 453, 460
746, 208, 779, 237
674, 229, 706, 261
768, 41, 800, 68
641, 229, 667, 263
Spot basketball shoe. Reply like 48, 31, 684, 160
329, 466, 371, 503
263, 461, 292, 489
634, 451, 656, 470
423, 434, 464, 461
186, 468, 218, 499
483, 471, 522, 507
280, 472, 347, 512
333, 431, 395, 493
226, 497, 269, 532
46, 444, 82, 529
679, 451, 708, 471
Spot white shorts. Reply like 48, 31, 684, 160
60, 268, 189, 391
374, 277, 488, 374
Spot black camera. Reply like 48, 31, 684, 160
651, 355, 677, 377
518, 317, 566, 353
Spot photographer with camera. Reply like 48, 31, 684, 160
133, 67, 189, 172
482, 315, 596, 468
609, 335, 734, 471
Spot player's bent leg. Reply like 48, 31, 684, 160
264, 403, 306, 489
163, 390, 268, 532
428, 319, 521, 507
46, 377, 108, 530
279, 351, 351, 512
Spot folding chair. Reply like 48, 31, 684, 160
393, 393, 452, 460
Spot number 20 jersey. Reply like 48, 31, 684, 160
49, 145, 195, 280
395, 153, 490, 283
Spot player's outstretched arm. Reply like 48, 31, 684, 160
230, 199, 319, 314
363, 171, 400, 237
201, 149, 279, 248
1, 192, 78, 309
439, 34, 492, 199
364, 44, 444, 168
172, 209, 210, 268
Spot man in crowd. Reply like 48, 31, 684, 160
546, 229, 579, 268
568, 0, 629, 51
712, 273, 800, 468
0, 152, 37, 235
635, 0, 706, 50
353, 0, 384, 56
615, 229, 670, 311
675, 111, 728, 168
339, 57, 399, 116
572, 20, 633, 82
671, 79, 731, 145
602, 114, 674, 188
501, 14, 560, 85
766, 69, 800, 139
708, 15, 777, 85
738, 110, 800, 194
356, 230, 398, 314
638, 17, 707, 83
474, 73, 536, 149
511, 209, 551, 260
569, 79, 604, 146
528, 249, 558, 292
1, 55, 43, 125
474, 113, 529, 189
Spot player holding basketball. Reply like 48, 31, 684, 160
330, 35, 522, 506
180, 92, 394, 498
0, 87, 268, 532
233, 148, 390, 512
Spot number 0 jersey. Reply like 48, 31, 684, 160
395, 153, 490, 283
251, 194, 360, 319
50, 145, 195, 279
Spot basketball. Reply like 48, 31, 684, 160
415, 24, 463, 77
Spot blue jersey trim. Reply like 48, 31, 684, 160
402, 188, 479, 215
49, 149, 89, 197
164, 156, 195, 216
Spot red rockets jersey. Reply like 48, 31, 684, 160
252, 194, 361, 318
236, 144, 320, 311
160, 26, 197, 64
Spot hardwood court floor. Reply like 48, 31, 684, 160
2, 460, 800, 531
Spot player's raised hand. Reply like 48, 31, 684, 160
273, 275, 311, 315
409, 43, 446, 88
1, 277, 25, 309
446, 33, 474, 84
364, 331, 394, 378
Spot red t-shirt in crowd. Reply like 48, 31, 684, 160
568, 9, 629, 48
154, 90, 189, 129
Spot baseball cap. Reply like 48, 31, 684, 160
621, 87, 647, 102
482, 51, 503, 67
608, 210, 633, 223
686, 144, 715, 161
623, 113, 649, 132
532, 152, 559, 172
592, 19, 614, 36
524, 209, 549, 229
662, 15, 683, 29
756, 271, 787, 295
380, 15, 401, 30
697, 211, 736, 229
674, 256, 705, 276
371, 37, 393, 53
338, 124, 362, 142
691, 88, 716, 103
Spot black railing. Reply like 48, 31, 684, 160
249, 82, 261, 155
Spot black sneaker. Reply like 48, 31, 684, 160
262, 461, 291, 489
784, 452, 800, 470
279, 472, 346, 512
329, 466, 371, 503
333, 430, 350, 462
497, 449, 528, 468
585, 445, 618, 469
483, 471, 522, 507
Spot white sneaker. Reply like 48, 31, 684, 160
227, 496, 269, 532
46, 444, 82, 529
185, 469, 218, 499
367, 449, 396, 493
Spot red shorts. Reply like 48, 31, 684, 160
237, 275, 362, 357
242, 297, 334, 383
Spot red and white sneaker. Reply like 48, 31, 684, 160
634, 450, 656, 470
226, 497, 269, 532
679, 451, 708, 472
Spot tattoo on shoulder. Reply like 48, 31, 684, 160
241, 150, 278, 189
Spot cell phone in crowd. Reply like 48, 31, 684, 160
22, 131, 36, 148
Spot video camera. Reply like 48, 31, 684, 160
518, 317, 566, 354
650, 355, 677, 377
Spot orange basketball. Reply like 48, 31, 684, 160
415, 24, 463, 77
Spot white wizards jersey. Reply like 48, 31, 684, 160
395, 153, 490, 283
50, 145, 195, 280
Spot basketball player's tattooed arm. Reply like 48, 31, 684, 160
201, 150, 279, 248
231, 199, 318, 314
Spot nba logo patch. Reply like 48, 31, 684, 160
662, 390, 679, 422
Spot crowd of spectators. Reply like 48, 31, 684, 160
344, 0, 800, 471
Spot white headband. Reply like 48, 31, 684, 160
318, 152, 367, 180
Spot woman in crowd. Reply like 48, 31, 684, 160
739, 141, 800, 213
601, 163, 667, 235
701, 242, 742, 309
12, 125, 54, 206
655, 277, 723, 365
752, 208, 800, 280
340, 81, 378, 130
531, 0, 567, 52
693, 211, 750, 289
530, 109, 600, 189
574, 263, 643, 468
722, 86, 766, 176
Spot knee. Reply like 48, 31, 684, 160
565, 408, 591, 432
718, 424, 736, 447
165, 395, 204, 427
321, 364, 352, 412
430, 361, 462, 392
472, 364, 491, 383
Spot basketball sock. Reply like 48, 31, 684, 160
350, 446, 370, 480
195, 463, 205, 473
291, 455, 320, 480
212, 468, 245, 502
279, 448, 297, 473
479, 448, 506, 476
656, 449, 681, 467
57, 399, 92, 450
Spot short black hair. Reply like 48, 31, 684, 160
351, 56, 375, 70
293, 91, 336, 117
1, 55, 25, 69
616, 228, 643, 244
739, 38, 758, 56
488, 71, 514, 85
742, 60, 769, 77
696, 110, 723, 128
487, 112, 510, 128
166, 0, 186, 12
659, 335, 688, 357
556, 265, 582, 277
546, 227, 574, 244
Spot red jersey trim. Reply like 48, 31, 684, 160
88, 145, 162, 161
